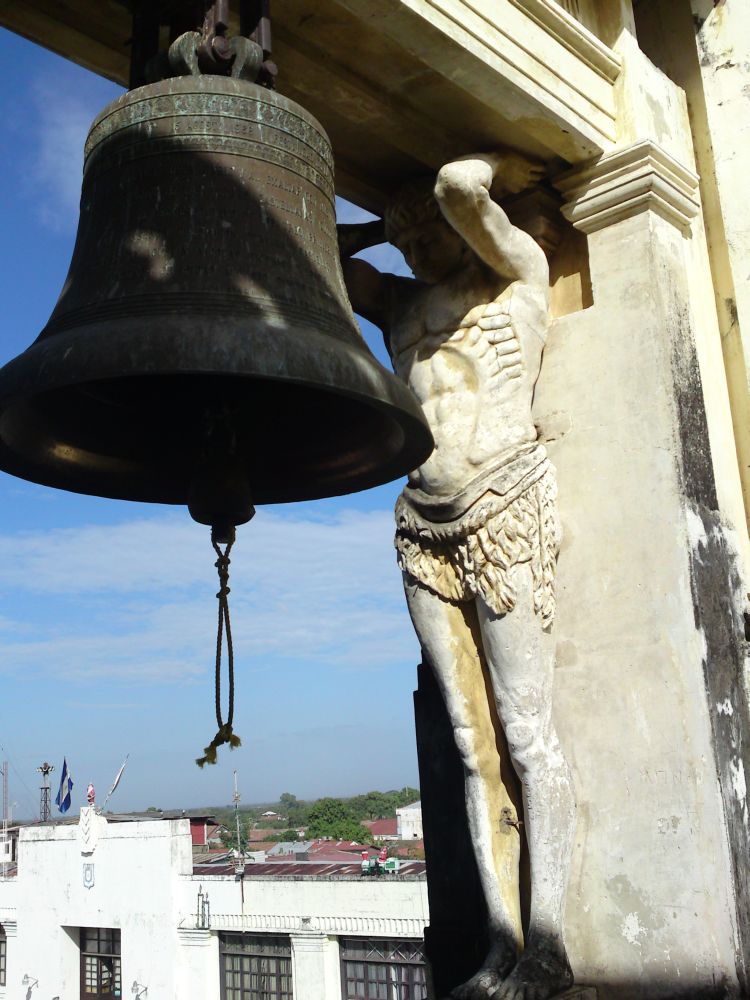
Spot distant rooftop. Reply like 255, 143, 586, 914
193, 859, 427, 880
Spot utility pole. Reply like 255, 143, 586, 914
37, 761, 54, 822
233, 770, 245, 876
1, 761, 8, 878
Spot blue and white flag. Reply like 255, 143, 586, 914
55, 758, 73, 814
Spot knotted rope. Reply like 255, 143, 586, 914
196, 526, 242, 767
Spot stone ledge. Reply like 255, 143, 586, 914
510, 0, 621, 81
212, 912, 427, 937
555, 140, 700, 234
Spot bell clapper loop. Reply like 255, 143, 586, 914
196, 524, 242, 768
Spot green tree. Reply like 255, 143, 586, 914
348, 788, 421, 820
396, 786, 420, 807
306, 798, 371, 842
276, 792, 309, 827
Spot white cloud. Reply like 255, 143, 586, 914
20, 73, 122, 231
0, 507, 419, 682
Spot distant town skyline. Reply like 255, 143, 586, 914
0, 28, 419, 817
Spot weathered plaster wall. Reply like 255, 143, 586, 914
534, 207, 743, 997
690, 0, 750, 395
632, 0, 750, 540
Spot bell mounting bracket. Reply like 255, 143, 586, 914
128, 0, 277, 90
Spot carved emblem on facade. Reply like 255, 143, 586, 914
82, 863, 95, 890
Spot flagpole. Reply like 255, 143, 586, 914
101, 754, 129, 813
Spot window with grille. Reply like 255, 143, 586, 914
220, 933, 293, 1000
80, 928, 121, 999
341, 938, 427, 1000
0, 923, 6, 987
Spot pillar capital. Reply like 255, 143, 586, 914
176, 927, 213, 948
555, 140, 699, 235
290, 931, 329, 952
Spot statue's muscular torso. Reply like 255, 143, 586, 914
388, 262, 549, 499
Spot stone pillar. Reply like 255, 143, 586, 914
176, 928, 220, 1000
531, 138, 749, 996
290, 932, 341, 1000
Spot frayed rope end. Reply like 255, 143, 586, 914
195, 724, 242, 768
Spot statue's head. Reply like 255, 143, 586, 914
385, 176, 467, 284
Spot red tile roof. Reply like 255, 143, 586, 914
362, 819, 398, 837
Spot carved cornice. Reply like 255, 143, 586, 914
508, 0, 621, 81
334, 0, 619, 155
555, 140, 700, 235
422, 0, 620, 128
0, 919, 17, 937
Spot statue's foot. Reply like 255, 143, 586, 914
492, 937, 573, 1000
450, 941, 517, 1000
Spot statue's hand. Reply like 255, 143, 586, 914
478, 305, 523, 381
493, 150, 546, 195
337, 219, 387, 259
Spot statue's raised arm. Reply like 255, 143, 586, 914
434, 151, 548, 285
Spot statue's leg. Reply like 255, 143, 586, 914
477, 562, 576, 1000
404, 576, 522, 999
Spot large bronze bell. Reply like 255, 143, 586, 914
0, 76, 432, 529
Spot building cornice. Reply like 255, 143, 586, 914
508, 0, 621, 82
555, 140, 700, 235
211, 913, 428, 938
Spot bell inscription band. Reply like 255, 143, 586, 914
0, 76, 432, 527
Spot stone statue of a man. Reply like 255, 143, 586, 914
339, 151, 576, 1000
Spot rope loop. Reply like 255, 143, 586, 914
196, 526, 242, 768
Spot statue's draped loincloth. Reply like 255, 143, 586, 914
395, 444, 561, 627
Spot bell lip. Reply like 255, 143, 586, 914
0, 319, 435, 506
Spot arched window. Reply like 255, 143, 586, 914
0, 922, 6, 987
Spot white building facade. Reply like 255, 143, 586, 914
0, 811, 429, 1000
395, 803, 423, 841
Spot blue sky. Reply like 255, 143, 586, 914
0, 29, 420, 816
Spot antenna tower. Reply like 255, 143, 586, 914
37, 761, 54, 822
1, 761, 8, 878
233, 770, 245, 873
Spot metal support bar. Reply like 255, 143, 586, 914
129, 0, 162, 90
242, 0, 272, 58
